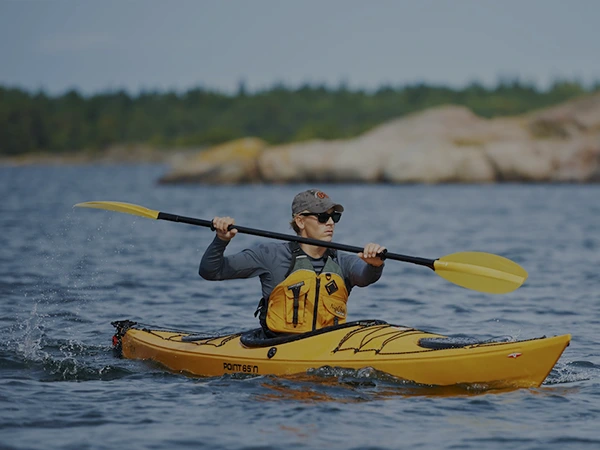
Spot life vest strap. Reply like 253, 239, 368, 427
287, 281, 305, 325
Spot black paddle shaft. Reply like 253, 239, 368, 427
157, 212, 436, 270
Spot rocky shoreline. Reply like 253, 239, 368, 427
159, 92, 600, 184
4, 93, 600, 184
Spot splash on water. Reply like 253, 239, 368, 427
4, 298, 129, 382
545, 360, 599, 385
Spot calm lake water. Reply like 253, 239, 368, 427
1, 164, 599, 450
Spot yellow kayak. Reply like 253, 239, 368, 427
112, 320, 570, 388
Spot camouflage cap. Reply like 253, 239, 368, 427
291, 189, 344, 215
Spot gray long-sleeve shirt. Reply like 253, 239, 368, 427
199, 236, 384, 301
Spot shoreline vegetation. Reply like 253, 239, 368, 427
2, 80, 600, 183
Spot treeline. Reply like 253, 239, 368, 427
1, 79, 598, 156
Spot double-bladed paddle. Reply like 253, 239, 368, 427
74, 201, 528, 294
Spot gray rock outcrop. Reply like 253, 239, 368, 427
159, 93, 600, 184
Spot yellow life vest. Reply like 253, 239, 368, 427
265, 248, 349, 334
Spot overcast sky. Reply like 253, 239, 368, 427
1, 0, 599, 95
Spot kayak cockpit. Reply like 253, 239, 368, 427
236, 320, 389, 348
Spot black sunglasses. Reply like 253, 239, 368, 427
300, 211, 342, 223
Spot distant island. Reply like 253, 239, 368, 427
159, 92, 600, 184
2, 81, 600, 183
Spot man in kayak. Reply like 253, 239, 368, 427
200, 189, 386, 336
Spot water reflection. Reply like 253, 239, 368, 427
253, 368, 524, 403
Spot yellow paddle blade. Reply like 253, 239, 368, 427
434, 251, 528, 294
73, 201, 159, 220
